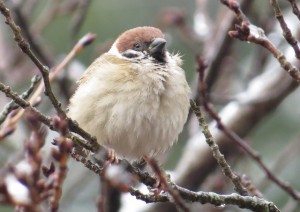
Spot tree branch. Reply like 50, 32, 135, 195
0, 75, 40, 126
220, 0, 300, 82
287, 0, 300, 21
0, 0, 64, 116
196, 54, 300, 200
190, 99, 248, 196
270, 0, 300, 59
71, 148, 280, 212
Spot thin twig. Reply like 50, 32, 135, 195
203, 0, 254, 94
287, 0, 300, 21
49, 117, 72, 212
190, 100, 248, 196
193, 56, 248, 196
240, 175, 263, 198
0, 75, 40, 126
12, 5, 54, 66
220, 0, 250, 24
270, 0, 300, 59
145, 156, 190, 212
71, 0, 92, 39
176, 186, 279, 212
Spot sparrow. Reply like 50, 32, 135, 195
68, 26, 190, 160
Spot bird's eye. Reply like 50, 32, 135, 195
133, 43, 143, 51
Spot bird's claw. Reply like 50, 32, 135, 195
106, 148, 119, 164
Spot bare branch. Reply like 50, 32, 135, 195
0, 75, 40, 126
48, 117, 73, 212
287, 0, 300, 21
145, 156, 189, 212
190, 100, 248, 196
270, 0, 300, 59
12, 5, 54, 66
0, 81, 95, 152
72, 149, 280, 212
71, 0, 92, 39
0, 0, 64, 116
197, 54, 300, 200
220, 0, 300, 82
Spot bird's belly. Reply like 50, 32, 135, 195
70, 71, 190, 160
100, 96, 183, 159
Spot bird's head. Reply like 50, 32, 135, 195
109, 26, 167, 63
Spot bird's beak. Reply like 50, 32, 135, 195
148, 38, 167, 62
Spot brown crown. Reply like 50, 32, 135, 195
115, 26, 164, 53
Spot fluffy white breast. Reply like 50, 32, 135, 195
68, 53, 190, 159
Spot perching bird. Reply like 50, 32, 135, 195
68, 26, 190, 161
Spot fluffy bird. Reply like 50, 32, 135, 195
68, 26, 190, 160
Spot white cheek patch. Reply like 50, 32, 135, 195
108, 42, 146, 61
122, 49, 145, 59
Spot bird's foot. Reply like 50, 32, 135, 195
106, 148, 119, 164
148, 179, 164, 195
143, 155, 166, 195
